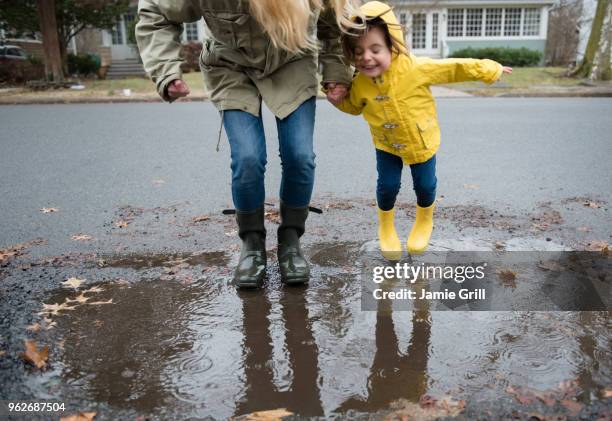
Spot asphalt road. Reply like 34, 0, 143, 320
1, 98, 611, 250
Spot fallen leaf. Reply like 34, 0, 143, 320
583, 201, 601, 209
325, 202, 354, 210
264, 210, 281, 224
88, 298, 113, 306
577, 226, 592, 232
537, 261, 564, 272
152, 179, 165, 186
71, 234, 92, 241
225, 230, 237, 237
603, 388, 612, 398
494, 241, 505, 250
584, 240, 609, 252
39, 302, 77, 316
192, 215, 210, 223
114, 220, 130, 228
240, 408, 293, 420
26, 322, 41, 332
0, 350, 6, 357
463, 184, 480, 190
56, 340, 65, 350
67, 293, 90, 304
560, 399, 582, 416
20, 340, 49, 370
62, 277, 84, 289
497, 269, 517, 287
0, 250, 18, 262
93, 320, 104, 327
41, 207, 59, 213
83, 286, 104, 294
60, 412, 96, 421
418, 394, 437, 409
43, 316, 57, 330
535, 392, 556, 407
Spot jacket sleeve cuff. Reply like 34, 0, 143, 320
157, 71, 183, 102
321, 62, 353, 86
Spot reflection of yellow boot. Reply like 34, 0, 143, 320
407, 203, 435, 254
377, 208, 402, 261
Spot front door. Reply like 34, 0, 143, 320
110, 11, 139, 60
409, 11, 442, 58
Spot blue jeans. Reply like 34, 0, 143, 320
223, 97, 316, 212
376, 149, 437, 211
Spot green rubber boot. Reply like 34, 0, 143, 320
234, 207, 266, 288
278, 203, 310, 285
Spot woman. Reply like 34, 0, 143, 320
136, 0, 361, 288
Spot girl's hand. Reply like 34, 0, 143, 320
500, 66, 513, 78
167, 79, 190, 99
325, 82, 348, 105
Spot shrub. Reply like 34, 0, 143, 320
449, 47, 542, 67
180, 41, 202, 73
67, 53, 101, 76
0, 57, 45, 84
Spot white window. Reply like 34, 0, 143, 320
485, 8, 502, 36
432, 13, 439, 49
523, 8, 541, 36
400, 13, 407, 28
412, 13, 426, 49
185, 22, 199, 41
466, 9, 483, 37
447, 9, 464, 37
111, 18, 123, 45
504, 8, 522, 36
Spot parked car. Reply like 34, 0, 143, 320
0, 45, 29, 62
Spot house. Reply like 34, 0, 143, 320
65, 0, 556, 76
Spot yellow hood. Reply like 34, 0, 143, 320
359, 1, 406, 53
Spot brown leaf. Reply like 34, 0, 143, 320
560, 399, 582, 416
537, 261, 564, 272
41, 207, 59, 213
20, 340, 49, 370
584, 240, 609, 252
494, 241, 506, 250
535, 392, 556, 407
264, 209, 281, 224
71, 234, 92, 241
514, 394, 534, 405
497, 269, 517, 287
240, 408, 293, 420
192, 215, 210, 223
418, 394, 437, 409
603, 388, 612, 398
583, 201, 601, 209
60, 412, 96, 421
26, 322, 41, 332
114, 220, 130, 228
325, 202, 354, 210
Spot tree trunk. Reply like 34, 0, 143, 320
571, 0, 612, 80
36, 0, 64, 82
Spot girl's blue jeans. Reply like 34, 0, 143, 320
376, 149, 437, 211
223, 97, 316, 212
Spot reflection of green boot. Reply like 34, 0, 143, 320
377, 207, 402, 261
407, 203, 435, 254
234, 207, 266, 288
278, 203, 310, 285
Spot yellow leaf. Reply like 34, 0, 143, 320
240, 408, 293, 421
60, 412, 96, 421
20, 340, 49, 370
62, 277, 84, 289
41, 207, 59, 213
71, 234, 92, 241
192, 215, 210, 223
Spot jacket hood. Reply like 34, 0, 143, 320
359, 1, 406, 53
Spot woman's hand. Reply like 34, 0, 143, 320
167, 79, 190, 99
325, 82, 348, 105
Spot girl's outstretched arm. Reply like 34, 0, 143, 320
415, 56, 510, 86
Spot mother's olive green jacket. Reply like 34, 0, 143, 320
136, 0, 352, 118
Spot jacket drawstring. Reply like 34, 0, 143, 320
216, 110, 224, 152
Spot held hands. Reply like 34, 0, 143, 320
325, 82, 348, 105
167, 79, 190, 99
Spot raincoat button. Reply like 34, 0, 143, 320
383, 123, 398, 129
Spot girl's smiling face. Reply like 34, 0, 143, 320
354, 26, 392, 78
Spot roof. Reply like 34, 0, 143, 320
391, 0, 555, 6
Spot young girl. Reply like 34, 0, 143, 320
327, 1, 512, 259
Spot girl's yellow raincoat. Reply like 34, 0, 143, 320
336, 1, 503, 164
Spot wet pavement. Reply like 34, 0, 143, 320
1, 100, 611, 420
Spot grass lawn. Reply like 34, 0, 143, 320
83, 71, 205, 95
442, 67, 600, 95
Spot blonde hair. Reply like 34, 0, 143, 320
248, 0, 363, 53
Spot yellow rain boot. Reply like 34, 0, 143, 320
407, 203, 435, 254
377, 208, 402, 261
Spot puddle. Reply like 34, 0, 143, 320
20, 240, 612, 419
